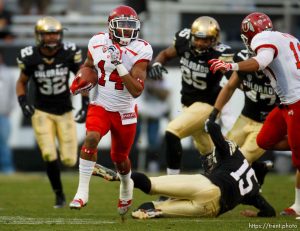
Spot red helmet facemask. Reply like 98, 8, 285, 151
108, 5, 140, 46
240, 12, 273, 52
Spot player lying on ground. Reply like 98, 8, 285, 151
92, 119, 276, 219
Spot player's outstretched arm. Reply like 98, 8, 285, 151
148, 46, 177, 80
206, 120, 230, 157
241, 193, 276, 217
213, 71, 241, 113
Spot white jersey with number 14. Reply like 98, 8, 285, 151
251, 30, 300, 104
88, 32, 153, 112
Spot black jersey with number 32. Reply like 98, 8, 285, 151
174, 28, 234, 106
234, 49, 277, 122
16, 42, 82, 115
205, 121, 260, 216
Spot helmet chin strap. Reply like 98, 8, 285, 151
119, 38, 131, 46
190, 44, 210, 56
190, 36, 213, 56
112, 31, 137, 46
194, 47, 209, 55
41, 43, 61, 52
241, 35, 255, 56
44, 44, 57, 49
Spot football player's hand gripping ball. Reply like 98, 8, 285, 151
70, 67, 98, 95
70, 76, 94, 95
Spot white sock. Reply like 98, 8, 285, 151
167, 168, 180, 175
291, 188, 300, 212
118, 171, 133, 200
74, 158, 95, 202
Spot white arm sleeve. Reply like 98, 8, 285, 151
252, 48, 275, 70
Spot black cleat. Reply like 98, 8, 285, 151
54, 193, 66, 209
263, 160, 274, 170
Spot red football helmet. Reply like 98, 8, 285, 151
240, 12, 273, 50
108, 5, 140, 46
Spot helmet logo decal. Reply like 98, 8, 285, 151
242, 20, 255, 32
257, 19, 264, 25
194, 31, 206, 37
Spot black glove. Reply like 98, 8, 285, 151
75, 95, 89, 123
208, 107, 219, 122
18, 95, 35, 117
201, 152, 217, 176
148, 62, 168, 80
243, 194, 276, 217
204, 108, 219, 133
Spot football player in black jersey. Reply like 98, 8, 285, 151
92, 119, 276, 219
148, 16, 234, 176
16, 16, 88, 208
208, 49, 277, 184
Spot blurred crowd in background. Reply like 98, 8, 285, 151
1, 0, 299, 174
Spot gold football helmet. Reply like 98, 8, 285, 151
35, 16, 63, 50
190, 16, 220, 54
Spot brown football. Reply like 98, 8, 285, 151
76, 67, 98, 86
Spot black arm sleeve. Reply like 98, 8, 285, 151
242, 194, 276, 217
206, 120, 230, 157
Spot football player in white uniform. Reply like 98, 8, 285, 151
68, 5, 153, 216
209, 12, 300, 217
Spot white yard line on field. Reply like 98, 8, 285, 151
0, 216, 116, 225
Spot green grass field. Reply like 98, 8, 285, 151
0, 172, 299, 231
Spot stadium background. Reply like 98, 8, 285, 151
1, 0, 299, 172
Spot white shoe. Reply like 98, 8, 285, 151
69, 198, 87, 209
118, 199, 133, 215
280, 207, 300, 216
118, 179, 134, 215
